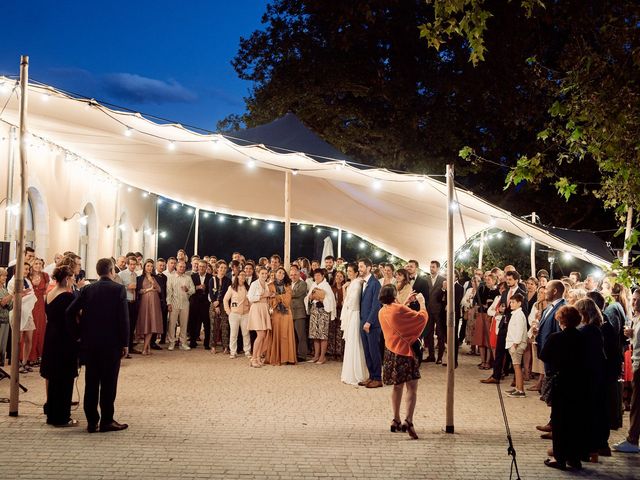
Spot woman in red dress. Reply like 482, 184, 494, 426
29, 258, 50, 365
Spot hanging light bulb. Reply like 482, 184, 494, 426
300, 225, 307, 231
124, 127, 133, 137
372, 180, 382, 190
251, 219, 258, 226
186, 207, 194, 215
160, 231, 167, 238
346, 233, 353, 239
168, 141, 176, 151
238, 218, 244, 224
247, 159, 256, 169
218, 215, 225, 222
171, 204, 179, 211
267, 222, 274, 230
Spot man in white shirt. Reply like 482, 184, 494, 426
164, 257, 177, 277
166, 261, 195, 350
118, 256, 140, 356
43, 253, 62, 276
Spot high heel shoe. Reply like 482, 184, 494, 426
403, 419, 418, 439
390, 419, 402, 433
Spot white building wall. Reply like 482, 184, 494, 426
0, 122, 157, 278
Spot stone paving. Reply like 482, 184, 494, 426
1, 346, 639, 480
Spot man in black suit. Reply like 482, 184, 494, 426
441, 270, 465, 368
189, 260, 213, 349
481, 270, 528, 384
66, 258, 129, 433
152, 258, 168, 348
425, 261, 446, 362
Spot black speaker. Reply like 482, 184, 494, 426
0, 241, 10, 267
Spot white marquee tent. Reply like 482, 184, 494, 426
0, 77, 613, 269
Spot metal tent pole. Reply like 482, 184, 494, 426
9, 56, 29, 416
445, 164, 455, 433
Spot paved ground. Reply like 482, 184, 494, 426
1, 346, 638, 480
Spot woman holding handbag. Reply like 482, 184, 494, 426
378, 284, 428, 440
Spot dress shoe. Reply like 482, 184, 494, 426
366, 380, 383, 388
480, 377, 499, 384
52, 419, 79, 428
598, 446, 612, 457
150, 344, 162, 350
536, 423, 552, 432
358, 379, 372, 386
540, 432, 553, 440
99, 421, 129, 433
544, 459, 566, 470
87, 423, 99, 433
130, 348, 142, 355
435, 359, 442, 365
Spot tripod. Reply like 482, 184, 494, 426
0, 366, 28, 394
496, 382, 522, 480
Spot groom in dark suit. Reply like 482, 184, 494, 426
358, 258, 383, 388
66, 257, 129, 433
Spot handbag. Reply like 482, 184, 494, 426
540, 372, 558, 407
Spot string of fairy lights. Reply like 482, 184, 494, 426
155, 197, 395, 260
0, 76, 611, 270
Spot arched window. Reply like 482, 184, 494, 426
25, 196, 35, 248
117, 212, 128, 256
79, 203, 98, 278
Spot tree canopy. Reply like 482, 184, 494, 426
222, 0, 638, 239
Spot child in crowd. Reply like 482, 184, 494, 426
505, 293, 528, 398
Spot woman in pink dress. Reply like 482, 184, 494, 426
29, 258, 50, 364
247, 267, 272, 368
135, 259, 163, 355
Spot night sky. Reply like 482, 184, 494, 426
1, 1, 393, 263
0, 0, 269, 129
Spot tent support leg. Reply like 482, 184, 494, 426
445, 164, 455, 433
284, 171, 291, 270
9, 55, 29, 416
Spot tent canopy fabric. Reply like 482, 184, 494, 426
0, 78, 612, 268
545, 227, 614, 263
227, 113, 352, 163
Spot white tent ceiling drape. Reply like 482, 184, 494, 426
0, 78, 612, 268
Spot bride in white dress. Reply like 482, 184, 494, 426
340, 264, 369, 385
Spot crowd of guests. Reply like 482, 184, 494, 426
460, 266, 640, 470
1, 247, 640, 463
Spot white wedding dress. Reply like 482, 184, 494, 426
340, 279, 369, 385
